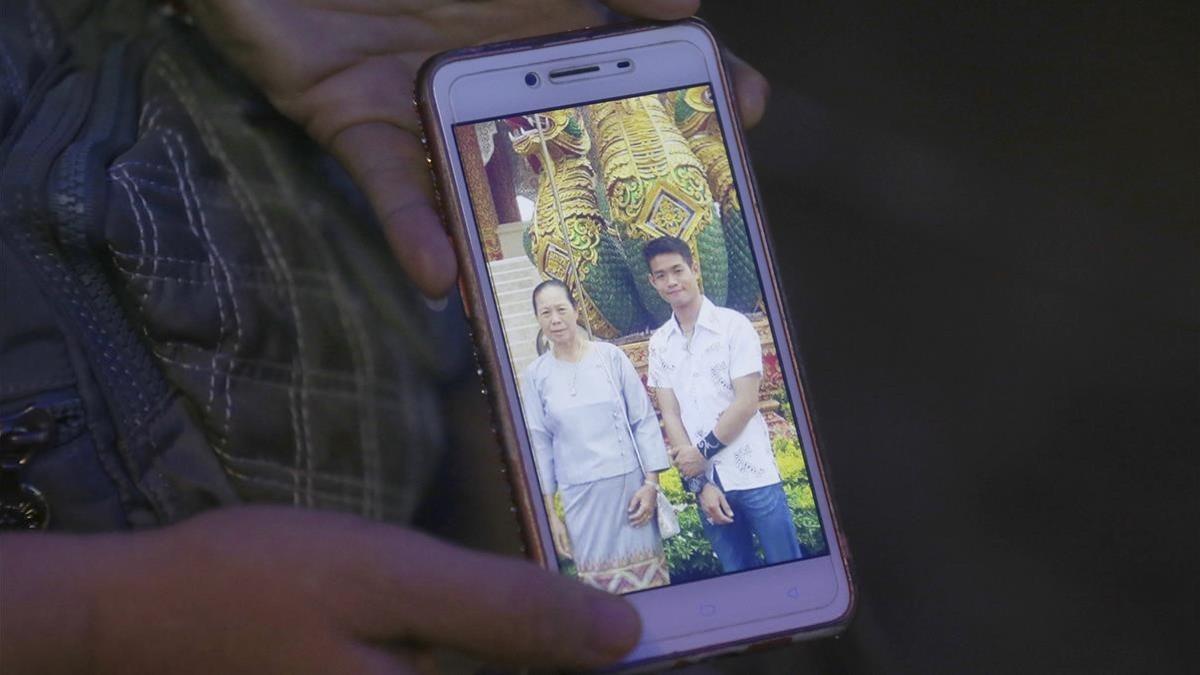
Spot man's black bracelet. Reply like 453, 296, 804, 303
696, 431, 726, 459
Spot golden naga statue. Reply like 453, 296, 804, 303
589, 94, 728, 324
507, 110, 645, 338
667, 86, 763, 313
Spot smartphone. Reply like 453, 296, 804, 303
417, 19, 853, 668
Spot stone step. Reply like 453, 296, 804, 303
490, 274, 539, 291
504, 321, 540, 337
501, 321, 539, 337
488, 274, 533, 290
496, 287, 542, 306
489, 257, 537, 273
489, 262, 535, 277
499, 304, 539, 326
488, 256, 543, 373
505, 325, 540, 341
493, 277, 540, 295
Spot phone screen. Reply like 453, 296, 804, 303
453, 84, 830, 595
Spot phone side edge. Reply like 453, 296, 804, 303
416, 55, 550, 568
700, 17, 859, 628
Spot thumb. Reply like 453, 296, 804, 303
330, 122, 458, 297
294, 509, 637, 668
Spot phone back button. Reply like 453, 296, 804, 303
698, 603, 717, 617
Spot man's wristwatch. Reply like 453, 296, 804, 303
684, 474, 709, 494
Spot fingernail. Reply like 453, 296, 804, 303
422, 293, 449, 311
586, 594, 641, 661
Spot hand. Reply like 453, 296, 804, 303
191, 0, 769, 297
548, 509, 574, 559
626, 484, 658, 527
698, 483, 734, 525
0, 507, 639, 673
668, 444, 708, 478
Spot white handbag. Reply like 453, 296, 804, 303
651, 484, 681, 539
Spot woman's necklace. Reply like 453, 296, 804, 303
568, 361, 580, 397
559, 339, 587, 397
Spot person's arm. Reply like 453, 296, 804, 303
520, 370, 558, 498
648, 339, 701, 481
711, 373, 763, 444
521, 371, 572, 556
615, 349, 666, 526
657, 386, 710, 487
655, 386, 691, 450
657, 376, 734, 525
695, 315, 766, 457
0, 507, 640, 673
617, 349, 669, 474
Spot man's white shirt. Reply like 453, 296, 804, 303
648, 296, 781, 491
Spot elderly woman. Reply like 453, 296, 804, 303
520, 279, 671, 593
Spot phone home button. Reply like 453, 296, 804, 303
698, 603, 717, 617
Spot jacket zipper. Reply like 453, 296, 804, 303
0, 395, 85, 529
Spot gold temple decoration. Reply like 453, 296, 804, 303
669, 86, 739, 217
590, 94, 715, 274
509, 110, 617, 337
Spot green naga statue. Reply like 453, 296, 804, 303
506, 110, 645, 338
668, 86, 762, 313
589, 95, 729, 325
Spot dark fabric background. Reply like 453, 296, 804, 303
678, 2, 1197, 673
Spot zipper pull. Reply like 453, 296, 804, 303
0, 406, 54, 530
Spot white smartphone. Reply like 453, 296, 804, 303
418, 19, 853, 669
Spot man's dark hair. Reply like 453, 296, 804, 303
642, 235, 694, 268
531, 278, 577, 313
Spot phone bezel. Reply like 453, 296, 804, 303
417, 19, 855, 666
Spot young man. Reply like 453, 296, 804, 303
644, 236, 803, 573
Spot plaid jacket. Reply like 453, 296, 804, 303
0, 0, 469, 530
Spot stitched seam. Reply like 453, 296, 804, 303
147, 354, 383, 489
140, 99, 167, 134
162, 134, 224, 423
346, 305, 379, 517
149, 341, 413, 400
100, 171, 193, 193
108, 248, 336, 284
156, 54, 309, 505
109, 171, 152, 307
150, 350, 414, 410
223, 464, 368, 504
110, 159, 171, 175
251, 134, 382, 516
172, 129, 244, 446
9, 198, 144, 508
127, 169, 162, 300
16, 200, 154, 424
109, 265, 340, 295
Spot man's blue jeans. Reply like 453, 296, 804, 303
701, 481, 803, 573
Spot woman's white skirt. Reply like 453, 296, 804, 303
561, 469, 670, 593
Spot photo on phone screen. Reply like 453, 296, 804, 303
453, 84, 830, 595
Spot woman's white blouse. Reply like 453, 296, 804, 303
520, 341, 669, 495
